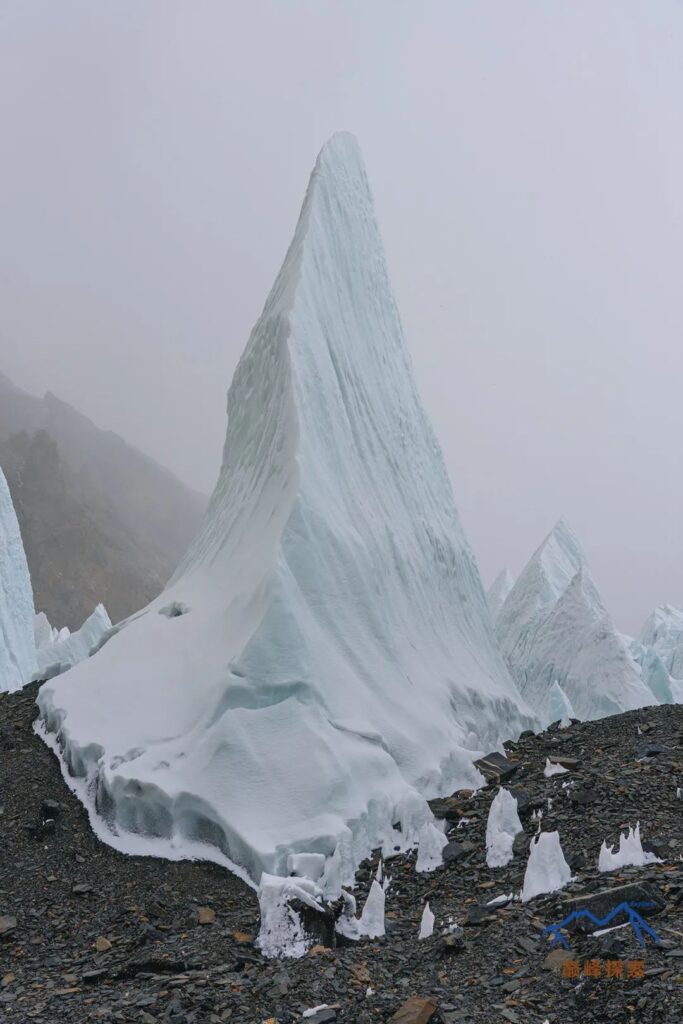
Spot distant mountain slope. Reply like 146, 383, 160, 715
0, 372, 206, 629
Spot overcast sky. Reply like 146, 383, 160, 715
1, 1, 682, 632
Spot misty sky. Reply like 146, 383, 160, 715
1, 1, 682, 632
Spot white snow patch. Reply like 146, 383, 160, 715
485, 788, 523, 868
598, 822, 662, 872
287, 852, 326, 882
521, 831, 572, 902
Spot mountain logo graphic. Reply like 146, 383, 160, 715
542, 901, 662, 948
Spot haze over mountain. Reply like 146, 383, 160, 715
0, 371, 206, 629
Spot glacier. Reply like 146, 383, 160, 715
639, 604, 683, 680
486, 568, 514, 622
0, 467, 37, 692
37, 132, 535, 889
35, 603, 112, 681
496, 520, 653, 723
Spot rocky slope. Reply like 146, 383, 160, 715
0, 372, 205, 628
2, 685, 683, 1023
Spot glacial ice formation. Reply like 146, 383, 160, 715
521, 831, 571, 902
35, 603, 112, 681
0, 467, 37, 692
485, 787, 523, 868
486, 568, 514, 622
639, 605, 683, 680
496, 520, 653, 723
38, 133, 534, 889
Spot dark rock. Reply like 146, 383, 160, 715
518, 730, 535, 740
442, 841, 466, 864
305, 1010, 337, 1024
464, 905, 496, 927
512, 831, 531, 857
547, 755, 581, 770
560, 881, 666, 935
0, 916, 17, 936
636, 743, 667, 759
567, 851, 586, 871
569, 787, 597, 806
642, 838, 668, 859
290, 897, 340, 949
510, 788, 545, 818
473, 751, 517, 784
72, 883, 93, 895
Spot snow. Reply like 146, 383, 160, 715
0, 467, 37, 692
418, 901, 435, 939
37, 133, 535, 894
521, 831, 572, 902
288, 852, 326, 882
543, 758, 568, 778
303, 1008, 333, 1020
485, 787, 523, 868
598, 822, 662, 872
358, 880, 385, 938
35, 604, 112, 681
487, 568, 514, 622
497, 521, 654, 723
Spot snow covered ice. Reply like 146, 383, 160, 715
496, 519, 654, 724
37, 132, 534, 893
0, 467, 37, 692
485, 787, 523, 868
521, 831, 572, 902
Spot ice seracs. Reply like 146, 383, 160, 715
37, 133, 535, 893
640, 605, 683, 680
521, 831, 572, 902
0, 467, 37, 692
598, 822, 662, 872
487, 568, 514, 622
485, 787, 523, 868
496, 520, 653, 724
35, 603, 112, 680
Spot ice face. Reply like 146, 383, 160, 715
37, 133, 535, 888
0, 468, 37, 692
640, 604, 683, 680
497, 521, 654, 724
486, 568, 514, 622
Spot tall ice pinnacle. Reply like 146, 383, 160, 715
38, 133, 535, 885
0, 467, 37, 692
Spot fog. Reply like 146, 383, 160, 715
1, 1, 682, 632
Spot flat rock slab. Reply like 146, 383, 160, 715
389, 996, 439, 1023
474, 751, 517, 784
561, 881, 667, 933
547, 754, 581, 769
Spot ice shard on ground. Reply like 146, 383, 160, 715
38, 133, 534, 887
0, 467, 37, 692
496, 520, 653, 723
